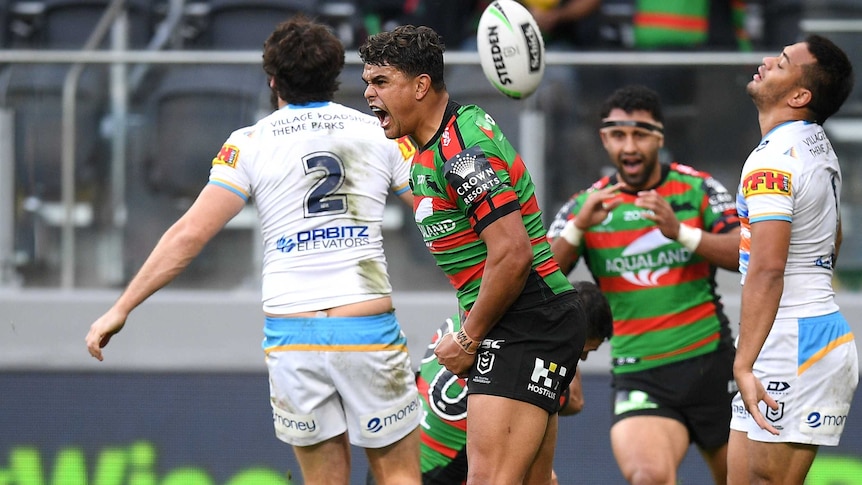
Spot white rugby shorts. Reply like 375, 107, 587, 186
731, 311, 859, 446
263, 312, 421, 448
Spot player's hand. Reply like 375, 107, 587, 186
634, 189, 682, 239
85, 308, 127, 361
577, 183, 624, 229
434, 333, 476, 378
735, 368, 780, 435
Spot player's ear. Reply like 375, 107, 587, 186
415, 73, 432, 100
788, 87, 812, 109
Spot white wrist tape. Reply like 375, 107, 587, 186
677, 223, 703, 252
560, 219, 584, 246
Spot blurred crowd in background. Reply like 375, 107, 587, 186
2, 0, 861, 291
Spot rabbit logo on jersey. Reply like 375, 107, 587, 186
276, 225, 371, 253
361, 395, 421, 439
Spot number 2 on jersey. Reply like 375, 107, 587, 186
303, 151, 347, 217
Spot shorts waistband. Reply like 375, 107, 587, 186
263, 312, 407, 351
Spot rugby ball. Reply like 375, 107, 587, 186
476, 0, 546, 99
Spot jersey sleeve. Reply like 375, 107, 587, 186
547, 195, 581, 239
442, 144, 520, 235
208, 127, 258, 202
740, 157, 795, 224
392, 136, 416, 196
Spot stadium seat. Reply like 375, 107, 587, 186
143, 65, 268, 198
4, 64, 106, 200
7, 0, 154, 48
204, 0, 313, 49
3, 0, 155, 198
0, 0, 8, 47
1, 0, 156, 275
140, 0, 314, 197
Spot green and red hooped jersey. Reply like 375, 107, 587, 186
548, 163, 739, 374
410, 101, 571, 312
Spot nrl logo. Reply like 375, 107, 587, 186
476, 351, 495, 375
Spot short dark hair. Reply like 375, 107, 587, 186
572, 281, 613, 342
802, 34, 854, 124
262, 15, 344, 105
599, 84, 664, 124
359, 24, 447, 91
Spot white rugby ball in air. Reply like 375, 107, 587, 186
476, 0, 546, 99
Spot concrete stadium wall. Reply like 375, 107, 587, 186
1, 286, 860, 374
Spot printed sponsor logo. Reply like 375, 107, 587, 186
361, 395, 420, 438
802, 130, 833, 157
486, 25, 513, 86
444, 147, 502, 206
272, 404, 318, 438
415, 197, 434, 222
767, 381, 790, 392
607, 228, 693, 286
742, 169, 791, 197
613, 356, 640, 367
614, 390, 658, 415
212, 144, 239, 168
803, 407, 849, 435
276, 225, 369, 253
397, 136, 416, 160
417, 219, 457, 239
704, 177, 736, 213
815, 254, 835, 270
480, 339, 504, 350
520, 22, 542, 72
623, 210, 652, 222
620, 267, 670, 287
527, 358, 566, 400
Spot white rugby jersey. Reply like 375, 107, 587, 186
737, 120, 841, 318
209, 101, 413, 313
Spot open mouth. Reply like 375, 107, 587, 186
621, 158, 643, 175
370, 106, 390, 128
753, 66, 764, 82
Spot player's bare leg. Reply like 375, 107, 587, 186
292, 433, 351, 485
698, 443, 728, 484
727, 429, 817, 485
611, 415, 689, 485
365, 427, 421, 485
524, 412, 559, 485
727, 430, 750, 484
466, 394, 556, 485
